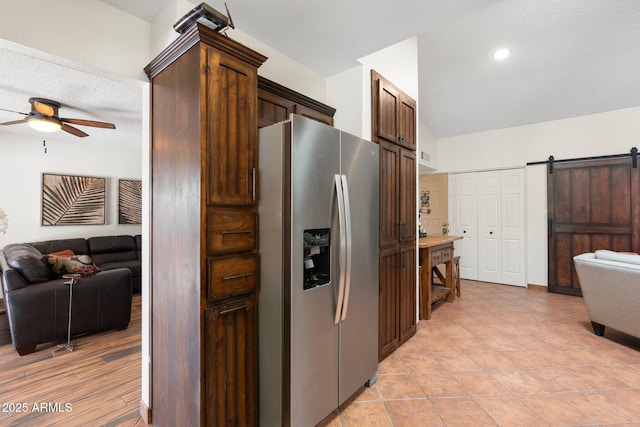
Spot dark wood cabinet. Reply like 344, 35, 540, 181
379, 141, 400, 248
400, 149, 417, 244
206, 48, 258, 207
372, 70, 416, 150
378, 244, 416, 361
145, 23, 266, 426
205, 295, 258, 426
371, 70, 418, 360
258, 76, 335, 128
379, 141, 416, 247
399, 244, 417, 343
378, 247, 400, 360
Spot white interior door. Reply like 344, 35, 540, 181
501, 169, 526, 287
478, 171, 501, 283
453, 172, 477, 280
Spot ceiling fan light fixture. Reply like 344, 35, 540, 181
493, 48, 511, 61
28, 117, 62, 133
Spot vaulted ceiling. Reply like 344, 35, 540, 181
2, 0, 639, 150
104, 0, 640, 138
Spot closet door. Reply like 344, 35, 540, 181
451, 169, 525, 286
452, 172, 478, 280
501, 169, 526, 287
478, 171, 501, 283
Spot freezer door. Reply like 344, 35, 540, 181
338, 132, 380, 404
289, 115, 341, 427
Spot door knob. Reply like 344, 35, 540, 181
490, 231, 493, 235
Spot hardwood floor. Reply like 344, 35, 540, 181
0, 295, 144, 427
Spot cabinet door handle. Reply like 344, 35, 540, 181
219, 304, 248, 315
221, 230, 252, 235
222, 272, 253, 281
252, 168, 256, 201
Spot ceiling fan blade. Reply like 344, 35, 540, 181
61, 123, 89, 137
61, 118, 116, 129
32, 100, 56, 116
0, 107, 28, 115
0, 119, 29, 126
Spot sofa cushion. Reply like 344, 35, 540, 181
594, 250, 640, 265
88, 235, 137, 265
43, 254, 101, 276
30, 238, 89, 256
3, 244, 53, 283
99, 260, 141, 277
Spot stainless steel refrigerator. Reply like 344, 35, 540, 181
258, 115, 379, 427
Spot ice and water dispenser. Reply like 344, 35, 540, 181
303, 228, 331, 290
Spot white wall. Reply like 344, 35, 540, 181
0, 0, 151, 81
418, 119, 438, 173
327, 37, 419, 140
437, 106, 640, 286
0, 132, 142, 247
327, 66, 364, 137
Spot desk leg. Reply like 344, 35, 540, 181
445, 258, 455, 302
420, 248, 433, 320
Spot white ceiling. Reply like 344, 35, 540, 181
2, 0, 639, 148
106, 0, 640, 138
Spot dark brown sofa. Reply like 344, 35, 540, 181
0, 235, 141, 355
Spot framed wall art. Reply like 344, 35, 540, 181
42, 173, 106, 226
118, 179, 142, 224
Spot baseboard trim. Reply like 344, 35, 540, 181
140, 400, 152, 425
527, 283, 547, 291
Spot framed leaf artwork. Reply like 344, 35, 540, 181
42, 173, 106, 226
119, 179, 142, 224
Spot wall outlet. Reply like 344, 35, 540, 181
421, 151, 430, 162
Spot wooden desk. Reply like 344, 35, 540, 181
419, 235, 462, 320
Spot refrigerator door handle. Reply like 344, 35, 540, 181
334, 174, 347, 325
340, 174, 352, 321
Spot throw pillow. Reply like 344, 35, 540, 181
46, 249, 75, 257
43, 254, 101, 277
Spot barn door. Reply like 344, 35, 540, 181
548, 157, 640, 295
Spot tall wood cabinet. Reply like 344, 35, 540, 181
145, 24, 266, 426
372, 70, 417, 361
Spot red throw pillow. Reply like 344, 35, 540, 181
46, 249, 75, 257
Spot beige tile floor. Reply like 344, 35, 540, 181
321, 280, 640, 426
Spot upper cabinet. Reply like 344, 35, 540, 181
371, 70, 416, 151
258, 76, 336, 127
207, 48, 259, 207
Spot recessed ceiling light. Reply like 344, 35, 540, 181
493, 48, 511, 61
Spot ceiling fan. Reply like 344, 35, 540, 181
0, 97, 116, 137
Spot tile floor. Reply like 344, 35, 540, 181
321, 280, 640, 426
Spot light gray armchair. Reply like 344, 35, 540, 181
574, 250, 640, 339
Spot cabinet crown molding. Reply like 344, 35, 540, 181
145, 23, 267, 79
